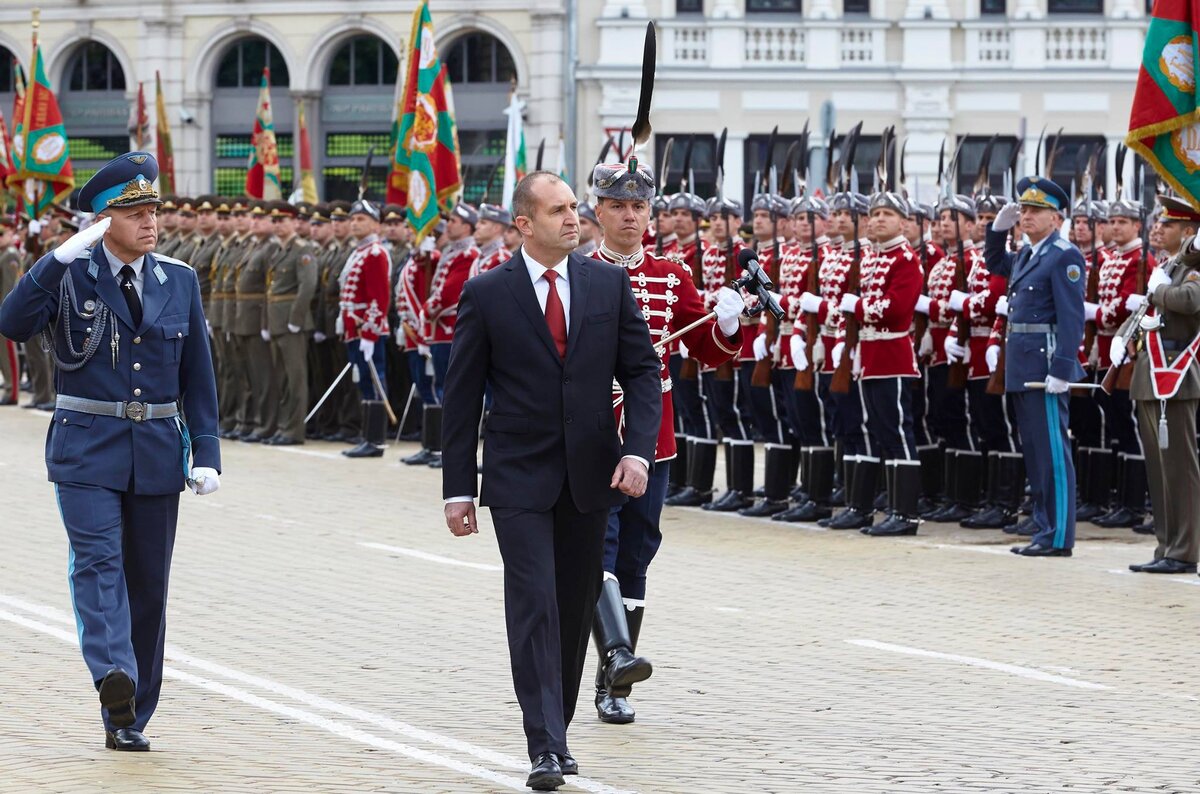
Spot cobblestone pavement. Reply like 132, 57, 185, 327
1, 406, 1198, 794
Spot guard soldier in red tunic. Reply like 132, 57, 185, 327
471, 203, 514, 277
426, 203, 480, 404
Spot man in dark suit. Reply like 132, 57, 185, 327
441, 171, 661, 791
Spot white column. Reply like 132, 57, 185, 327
902, 84, 952, 204
529, 6, 566, 156
900, 21, 954, 70
725, 130, 748, 208
1110, 0, 1142, 19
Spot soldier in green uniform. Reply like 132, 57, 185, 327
216, 199, 251, 437
306, 204, 332, 439
323, 200, 361, 442
233, 201, 280, 441
23, 216, 58, 409
156, 196, 180, 257
170, 198, 203, 265
263, 201, 317, 445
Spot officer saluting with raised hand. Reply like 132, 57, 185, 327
985, 175, 1085, 557
0, 152, 221, 751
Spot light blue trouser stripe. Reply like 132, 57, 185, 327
1044, 392, 1068, 549
54, 484, 87, 650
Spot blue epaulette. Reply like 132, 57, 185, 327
1053, 238, 1071, 251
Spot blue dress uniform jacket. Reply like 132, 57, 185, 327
985, 226, 1085, 391
0, 246, 221, 493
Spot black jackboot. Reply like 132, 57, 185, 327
666, 438, 718, 506
666, 434, 689, 498
704, 440, 755, 512
343, 401, 386, 458
820, 455, 858, 527
928, 449, 979, 523
1094, 453, 1146, 528
403, 405, 441, 465
1076, 448, 1111, 522
916, 444, 944, 518
827, 455, 878, 530
593, 580, 652, 724
868, 460, 921, 536
740, 444, 793, 517
962, 451, 1021, 529
776, 446, 835, 522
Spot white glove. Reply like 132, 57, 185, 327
753, 333, 769, 361
1125, 294, 1146, 312
28, 219, 42, 236
713, 286, 745, 337
395, 328, 405, 345
945, 336, 968, 363
986, 344, 1000, 373
206, 320, 213, 337
419, 236, 436, 253
417, 343, 431, 358
800, 292, 823, 314
678, 340, 690, 359
839, 293, 860, 315
996, 295, 1009, 317
790, 335, 808, 371
915, 295, 932, 315
335, 315, 344, 335
359, 338, 376, 361
1045, 375, 1070, 394
287, 323, 301, 334
313, 331, 327, 343
53, 216, 110, 263
831, 342, 845, 367
948, 290, 969, 312
1083, 302, 1100, 322
1148, 266, 1171, 293
260, 329, 271, 342
1110, 335, 1127, 368
992, 203, 1020, 232
190, 467, 220, 496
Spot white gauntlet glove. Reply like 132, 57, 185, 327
190, 467, 221, 496
54, 216, 110, 263
713, 286, 745, 337
992, 203, 1020, 232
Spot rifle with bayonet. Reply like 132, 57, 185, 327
795, 124, 820, 392
714, 127, 737, 384
751, 125, 780, 388
944, 135, 971, 390
986, 135, 1024, 395
830, 122, 864, 394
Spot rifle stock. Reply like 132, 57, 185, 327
986, 317, 1007, 395
794, 236, 821, 391
830, 251, 860, 394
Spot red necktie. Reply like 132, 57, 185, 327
543, 270, 568, 358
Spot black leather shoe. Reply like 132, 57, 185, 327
426, 455, 443, 469
960, 505, 1018, 530
665, 487, 712, 507
398, 430, 421, 442
772, 501, 832, 522
34, 401, 55, 411
554, 753, 578, 776
865, 516, 919, 536
1075, 501, 1107, 522
703, 489, 752, 512
98, 668, 136, 728
105, 728, 150, 751
595, 689, 636, 724
1005, 516, 1038, 536
1131, 519, 1155, 535
1011, 543, 1072, 557
604, 647, 652, 690
825, 508, 873, 530
342, 442, 383, 458
265, 436, 302, 446
402, 448, 437, 465
527, 753, 564, 791
240, 433, 265, 443
738, 499, 789, 517
219, 428, 239, 440
1136, 557, 1197, 574
925, 503, 974, 523
1128, 559, 1159, 572
1092, 506, 1143, 529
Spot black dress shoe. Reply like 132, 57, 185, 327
1011, 543, 1072, 557
240, 433, 265, 443
105, 728, 150, 751
1092, 506, 1143, 528
788, 485, 809, 502
265, 436, 303, 446
664, 487, 713, 507
342, 442, 384, 458
960, 505, 1018, 530
1131, 519, 1156, 535
1128, 559, 1159, 572
527, 753, 564, 791
427, 455, 443, 469
865, 516, 919, 536
1075, 501, 1107, 522
398, 430, 421, 442
402, 448, 437, 465
554, 753, 578, 776
1005, 516, 1038, 536
825, 507, 873, 530
595, 689, 636, 724
219, 428, 238, 440
772, 501, 832, 523
702, 490, 752, 512
925, 503, 974, 523
738, 499, 789, 518
98, 668, 136, 728
1136, 557, 1197, 574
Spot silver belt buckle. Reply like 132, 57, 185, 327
125, 401, 146, 422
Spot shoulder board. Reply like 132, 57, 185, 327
154, 253, 195, 270
1053, 238, 1071, 251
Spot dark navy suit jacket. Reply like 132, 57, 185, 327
0, 246, 220, 494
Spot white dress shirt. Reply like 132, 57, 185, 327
444, 248, 647, 505
103, 242, 146, 299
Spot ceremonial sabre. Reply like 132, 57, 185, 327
366, 357, 399, 425
305, 362, 353, 424
1023, 381, 1105, 391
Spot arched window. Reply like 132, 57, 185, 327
328, 35, 399, 87
441, 32, 517, 204
319, 34, 397, 201
59, 42, 129, 187
0, 47, 16, 94
215, 37, 290, 88
443, 33, 516, 85
211, 36, 294, 196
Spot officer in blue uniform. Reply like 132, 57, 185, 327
0, 152, 221, 750
984, 176, 1084, 557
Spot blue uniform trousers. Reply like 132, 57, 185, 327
430, 342, 452, 402
670, 354, 713, 438
604, 461, 670, 602
406, 350, 437, 406
702, 369, 749, 440
56, 482, 179, 732
779, 369, 827, 446
923, 364, 971, 449
861, 377, 917, 460
1013, 391, 1075, 549
346, 339, 388, 401
831, 377, 872, 456
967, 379, 1019, 454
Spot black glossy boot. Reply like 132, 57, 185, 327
666, 434, 689, 499
666, 438, 718, 506
1094, 453, 1146, 528
740, 444, 793, 517
704, 440, 755, 512
868, 460, 921, 536
342, 401, 386, 458
827, 455, 878, 530
402, 405, 441, 465
777, 447, 835, 522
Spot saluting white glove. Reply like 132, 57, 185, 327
790, 335, 808, 371
313, 331, 327, 343
839, 293, 860, 315
799, 292, 823, 315
1083, 302, 1100, 322
753, 333, 769, 361
1110, 335, 1127, 368
996, 295, 1009, 317
945, 336, 968, 363
1045, 375, 1070, 394
260, 329, 271, 342
1148, 266, 1171, 293
287, 323, 301, 334
190, 467, 220, 496
915, 295, 932, 316
948, 290, 969, 313
986, 344, 1001, 373
992, 203, 1020, 232
1125, 294, 1146, 312
713, 286, 745, 337
359, 338, 376, 361
53, 216, 110, 263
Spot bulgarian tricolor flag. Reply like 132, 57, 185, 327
1127, 1, 1200, 206
296, 99, 318, 203
389, 0, 462, 240
7, 36, 72, 219
245, 67, 283, 200
155, 71, 176, 194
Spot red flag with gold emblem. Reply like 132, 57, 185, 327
245, 68, 283, 200
6, 37, 72, 219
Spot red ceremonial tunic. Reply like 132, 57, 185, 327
594, 247, 742, 461
848, 235, 921, 380
808, 237, 859, 374
395, 253, 434, 352
470, 240, 511, 279
339, 236, 392, 343
946, 242, 1006, 380
425, 237, 480, 344
1095, 239, 1156, 369
776, 239, 819, 369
